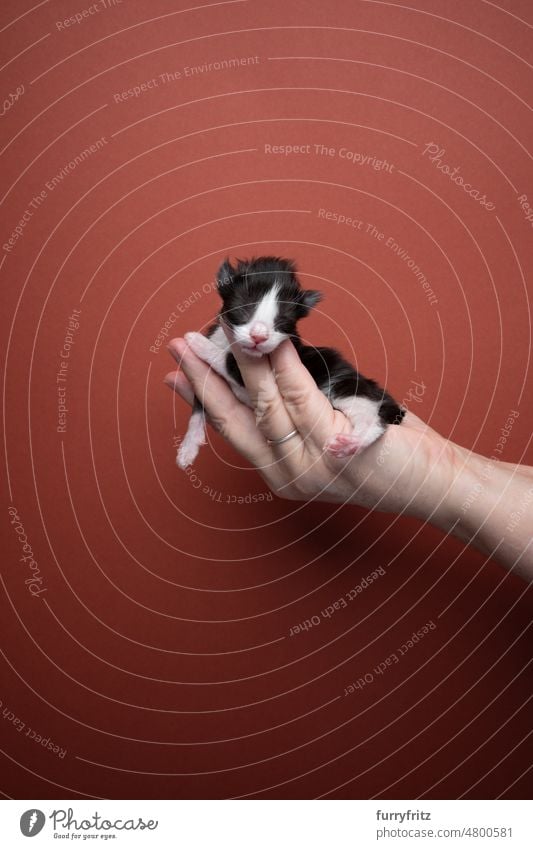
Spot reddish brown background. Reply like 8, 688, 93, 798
1, 0, 532, 800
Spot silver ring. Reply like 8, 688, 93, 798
266, 428, 299, 445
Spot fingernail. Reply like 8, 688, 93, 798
163, 372, 179, 388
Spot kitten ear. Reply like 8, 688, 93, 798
216, 258, 234, 289
300, 289, 323, 312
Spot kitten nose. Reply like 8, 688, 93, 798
250, 322, 269, 344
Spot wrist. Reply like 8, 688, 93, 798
438, 443, 476, 525
407, 437, 483, 532
417, 440, 523, 567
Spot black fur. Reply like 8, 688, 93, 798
216, 255, 322, 329
213, 256, 405, 428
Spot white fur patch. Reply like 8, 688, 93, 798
184, 329, 228, 373
176, 409, 206, 469
330, 394, 385, 451
232, 285, 287, 355
184, 327, 252, 406
203, 325, 227, 353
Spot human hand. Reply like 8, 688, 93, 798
165, 329, 533, 579
164, 330, 458, 519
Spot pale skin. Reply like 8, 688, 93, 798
165, 328, 533, 582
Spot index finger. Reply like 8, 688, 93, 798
167, 338, 271, 467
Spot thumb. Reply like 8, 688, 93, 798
269, 339, 336, 444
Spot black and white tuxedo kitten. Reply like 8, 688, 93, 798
176, 256, 404, 469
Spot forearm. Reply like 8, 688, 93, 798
421, 443, 533, 580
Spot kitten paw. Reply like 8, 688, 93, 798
324, 433, 363, 458
176, 429, 206, 470
176, 441, 199, 469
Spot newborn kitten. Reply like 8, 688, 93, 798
176, 256, 404, 469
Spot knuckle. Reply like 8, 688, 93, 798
295, 486, 311, 501
282, 386, 309, 412
254, 395, 282, 427
292, 473, 317, 499
276, 486, 298, 501
208, 415, 230, 438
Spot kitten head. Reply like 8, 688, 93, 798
216, 256, 321, 357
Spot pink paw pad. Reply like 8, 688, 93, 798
324, 433, 362, 458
